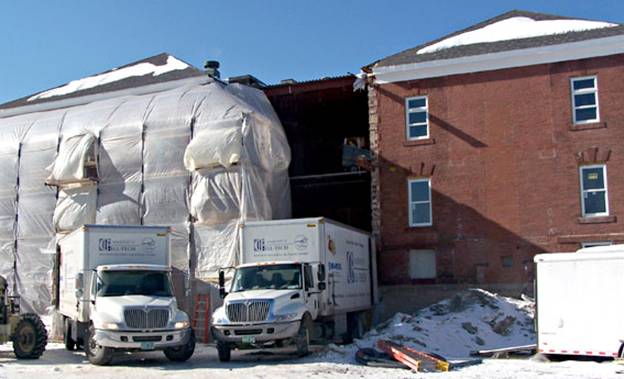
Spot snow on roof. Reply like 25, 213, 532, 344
417, 16, 617, 55
28, 55, 190, 101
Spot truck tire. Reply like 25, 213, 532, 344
295, 314, 312, 357
164, 329, 196, 362
12, 313, 47, 359
85, 326, 113, 365
63, 318, 76, 351
217, 341, 231, 362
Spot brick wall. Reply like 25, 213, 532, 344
373, 54, 624, 285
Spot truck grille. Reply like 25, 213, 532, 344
226, 300, 271, 322
124, 308, 169, 329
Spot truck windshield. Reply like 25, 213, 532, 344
97, 270, 173, 297
231, 264, 302, 292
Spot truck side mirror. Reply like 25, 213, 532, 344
318, 282, 326, 291
218, 270, 227, 299
317, 264, 326, 281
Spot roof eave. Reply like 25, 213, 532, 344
372, 34, 624, 84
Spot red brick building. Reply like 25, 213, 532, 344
363, 11, 624, 291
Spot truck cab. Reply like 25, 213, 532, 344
211, 261, 326, 361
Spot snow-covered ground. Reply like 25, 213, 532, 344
2, 289, 620, 378
1, 342, 623, 379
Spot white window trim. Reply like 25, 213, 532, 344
581, 241, 612, 248
408, 178, 432, 227
405, 96, 429, 140
570, 75, 600, 125
579, 164, 609, 217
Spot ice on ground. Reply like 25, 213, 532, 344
417, 16, 617, 54
324, 288, 535, 362
28, 55, 189, 101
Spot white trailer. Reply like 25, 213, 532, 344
534, 245, 624, 359
211, 217, 377, 361
58, 225, 195, 365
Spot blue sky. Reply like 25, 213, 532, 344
0, 0, 622, 104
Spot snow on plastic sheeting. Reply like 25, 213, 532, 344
46, 133, 97, 184
15, 238, 55, 314
96, 181, 141, 225
417, 16, 618, 55
53, 185, 97, 232
193, 222, 239, 280
142, 177, 189, 225
16, 191, 56, 238
183, 118, 243, 171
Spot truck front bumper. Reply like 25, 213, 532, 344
94, 327, 192, 350
211, 321, 300, 344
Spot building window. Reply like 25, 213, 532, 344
405, 96, 429, 140
581, 241, 612, 249
408, 178, 432, 227
579, 164, 608, 217
409, 250, 436, 279
571, 76, 599, 124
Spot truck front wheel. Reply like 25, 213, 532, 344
85, 326, 113, 365
217, 341, 231, 362
295, 314, 312, 357
164, 329, 196, 362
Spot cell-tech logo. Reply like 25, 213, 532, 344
253, 238, 266, 252
98, 238, 112, 252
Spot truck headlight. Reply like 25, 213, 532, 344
174, 320, 190, 329
94, 321, 120, 330
274, 312, 298, 322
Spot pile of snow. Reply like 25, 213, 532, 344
28, 55, 189, 101
323, 289, 535, 362
418, 16, 617, 54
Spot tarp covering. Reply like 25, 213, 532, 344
0, 79, 291, 314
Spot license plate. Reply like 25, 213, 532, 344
140, 342, 155, 350
241, 336, 255, 344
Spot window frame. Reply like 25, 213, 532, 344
408, 178, 433, 227
570, 75, 599, 125
405, 96, 429, 140
579, 164, 609, 218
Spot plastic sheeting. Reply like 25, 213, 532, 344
0, 79, 291, 314
53, 185, 97, 232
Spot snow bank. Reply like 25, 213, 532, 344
324, 289, 535, 362
418, 16, 617, 55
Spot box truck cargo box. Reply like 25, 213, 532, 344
534, 245, 624, 359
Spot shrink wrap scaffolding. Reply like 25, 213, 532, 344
0, 78, 291, 314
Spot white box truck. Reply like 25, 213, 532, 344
211, 217, 377, 361
58, 225, 195, 365
534, 245, 624, 359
